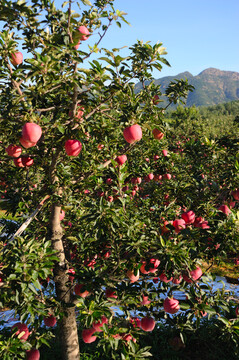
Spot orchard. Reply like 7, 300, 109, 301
0, 1, 239, 360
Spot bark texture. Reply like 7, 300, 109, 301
50, 204, 80, 360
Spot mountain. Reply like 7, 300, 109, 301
135, 68, 239, 107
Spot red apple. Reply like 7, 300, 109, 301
160, 220, 170, 234
152, 128, 164, 140
74, 41, 81, 49
115, 154, 127, 165
182, 210, 195, 224
232, 188, 239, 201
218, 205, 231, 216
141, 295, 151, 305
105, 288, 117, 298
13, 157, 24, 167
78, 26, 90, 41
68, 268, 75, 282
10, 52, 23, 66
172, 219, 186, 233
147, 173, 154, 181
152, 94, 160, 105
11, 322, 29, 341
140, 259, 160, 274
122, 333, 133, 342
26, 349, 40, 360
163, 173, 171, 180
123, 124, 142, 144
19, 137, 36, 149
130, 317, 141, 328
65, 140, 82, 156
74, 284, 90, 298
172, 275, 182, 284
22, 156, 34, 167
22, 123, 42, 144
199, 220, 210, 229
69, 104, 84, 120
229, 201, 236, 208
159, 273, 173, 283
92, 315, 108, 332
194, 217, 205, 227
82, 328, 97, 343
162, 149, 168, 157
163, 297, 180, 314
5, 144, 22, 157
183, 266, 203, 283
140, 317, 155, 331
43, 314, 57, 327
127, 269, 139, 283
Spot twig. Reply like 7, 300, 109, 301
67, 0, 73, 44
36, 106, 56, 113
6, 61, 26, 104
82, 18, 113, 62
2, 195, 50, 251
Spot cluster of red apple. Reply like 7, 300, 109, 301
114, 124, 143, 166
81, 314, 157, 344
74, 25, 90, 49
82, 315, 108, 343
10, 314, 57, 359
162, 210, 211, 234
217, 189, 239, 215
11, 322, 39, 360
6, 123, 42, 167
9, 25, 90, 69
64, 125, 144, 199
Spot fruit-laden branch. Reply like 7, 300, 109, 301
74, 141, 137, 185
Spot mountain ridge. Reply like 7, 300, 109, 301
135, 68, 239, 107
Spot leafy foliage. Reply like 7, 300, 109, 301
0, 1, 238, 360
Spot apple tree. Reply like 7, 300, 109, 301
0, 1, 238, 360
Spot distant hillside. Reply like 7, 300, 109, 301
135, 68, 239, 107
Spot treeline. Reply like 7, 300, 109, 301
165, 100, 239, 139
199, 100, 239, 117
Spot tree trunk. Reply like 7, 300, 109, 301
50, 203, 80, 360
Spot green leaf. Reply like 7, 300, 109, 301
180, 302, 191, 310
218, 317, 230, 326
81, 0, 92, 6
28, 283, 38, 294
159, 236, 165, 247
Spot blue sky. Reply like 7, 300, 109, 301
97, 0, 239, 78
65, 0, 239, 79
2, 0, 239, 79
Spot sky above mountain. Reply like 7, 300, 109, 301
1, 0, 238, 80
59, 0, 239, 78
